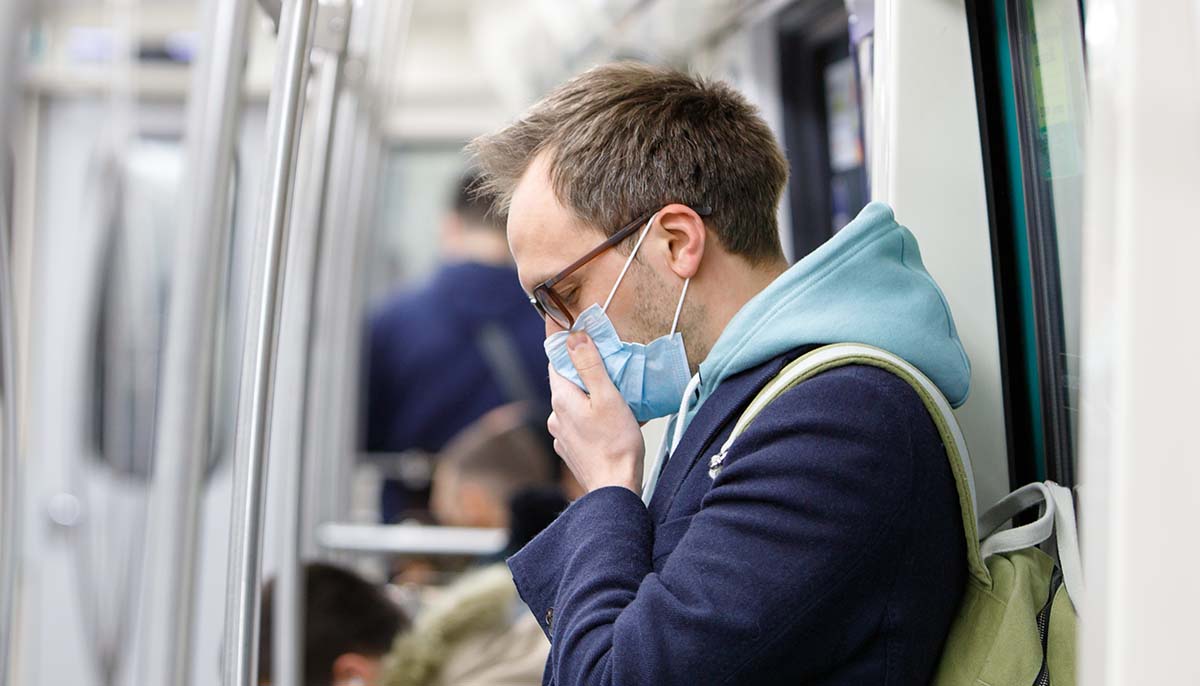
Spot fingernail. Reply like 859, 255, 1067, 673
567, 332, 587, 350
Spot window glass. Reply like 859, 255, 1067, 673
364, 144, 468, 308
89, 138, 182, 479
1009, 0, 1088, 482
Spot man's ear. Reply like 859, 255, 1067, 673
331, 652, 380, 686
656, 204, 706, 280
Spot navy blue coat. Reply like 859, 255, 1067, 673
508, 345, 967, 685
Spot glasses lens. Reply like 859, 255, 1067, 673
535, 288, 571, 329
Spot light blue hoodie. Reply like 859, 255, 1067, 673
684, 202, 971, 431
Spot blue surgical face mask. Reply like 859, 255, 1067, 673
544, 213, 693, 422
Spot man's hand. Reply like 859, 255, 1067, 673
547, 332, 645, 495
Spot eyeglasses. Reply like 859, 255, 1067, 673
529, 205, 712, 329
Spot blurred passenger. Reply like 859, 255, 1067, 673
365, 171, 552, 522
259, 562, 409, 686
429, 402, 552, 530
381, 564, 548, 686
383, 406, 563, 686
469, 62, 970, 685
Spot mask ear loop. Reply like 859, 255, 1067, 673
669, 278, 690, 336
602, 212, 658, 313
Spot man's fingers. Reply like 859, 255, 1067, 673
548, 362, 585, 411
566, 332, 614, 397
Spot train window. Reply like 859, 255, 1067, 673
88, 139, 182, 480
86, 136, 241, 480
364, 144, 467, 307
969, 0, 1087, 487
776, 1, 870, 260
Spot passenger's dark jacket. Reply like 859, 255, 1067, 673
508, 204, 971, 684
508, 348, 966, 685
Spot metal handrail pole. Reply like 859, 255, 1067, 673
0, 0, 30, 681
0, 201, 19, 686
135, 0, 253, 683
258, 0, 283, 31
302, 0, 390, 545
302, 93, 358, 553
0, 193, 18, 686
274, 3, 350, 682
319, 0, 412, 532
221, 0, 317, 682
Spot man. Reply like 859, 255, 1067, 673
365, 172, 552, 521
469, 62, 970, 684
259, 562, 408, 686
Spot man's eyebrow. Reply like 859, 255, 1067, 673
528, 272, 554, 289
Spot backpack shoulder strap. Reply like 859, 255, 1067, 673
712, 343, 990, 587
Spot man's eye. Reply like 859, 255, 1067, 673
561, 289, 578, 305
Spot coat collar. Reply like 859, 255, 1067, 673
646, 348, 811, 524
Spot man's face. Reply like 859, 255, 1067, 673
507, 153, 676, 344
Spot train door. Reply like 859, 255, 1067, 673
967, 0, 1088, 490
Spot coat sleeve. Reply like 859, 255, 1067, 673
506, 367, 921, 685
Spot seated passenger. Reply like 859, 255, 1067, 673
382, 564, 549, 686
429, 402, 553, 532
384, 405, 563, 686
466, 62, 970, 684
259, 562, 409, 686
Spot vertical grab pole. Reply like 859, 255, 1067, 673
0, 199, 18, 686
222, 0, 316, 683
0, 0, 29, 682
135, 0, 253, 683
273, 2, 350, 685
0, 205, 18, 686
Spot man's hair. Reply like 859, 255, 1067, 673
469, 61, 789, 263
452, 169, 503, 231
438, 403, 554, 503
259, 562, 409, 686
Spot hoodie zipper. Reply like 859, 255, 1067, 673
1032, 567, 1064, 686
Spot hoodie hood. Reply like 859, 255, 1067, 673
692, 202, 971, 422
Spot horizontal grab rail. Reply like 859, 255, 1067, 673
315, 523, 506, 557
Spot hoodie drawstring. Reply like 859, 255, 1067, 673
642, 372, 702, 504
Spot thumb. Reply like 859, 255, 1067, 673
567, 332, 614, 396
